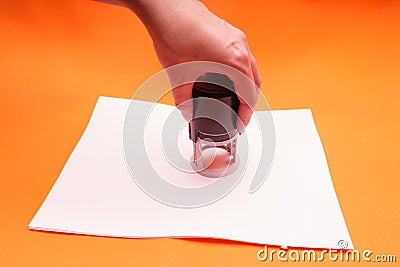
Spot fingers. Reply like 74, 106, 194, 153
226, 75, 257, 131
235, 50, 262, 132
231, 46, 262, 132
166, 51, 261, 133
171, 83, 194, 121
249, 52, 262, 88
222, 47, 259, 131
236, 102, 253, 133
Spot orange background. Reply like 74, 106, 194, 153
1, 0, 399, 266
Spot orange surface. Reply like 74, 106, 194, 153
1, 0, 399, 266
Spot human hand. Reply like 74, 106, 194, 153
95, 0, 262, 132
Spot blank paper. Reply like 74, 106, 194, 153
29, 96, 353, 249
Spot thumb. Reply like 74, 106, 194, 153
171, 83, 194, 121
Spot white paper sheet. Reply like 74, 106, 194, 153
29, 96, 353, 249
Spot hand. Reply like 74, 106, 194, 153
96, 0, 262, 132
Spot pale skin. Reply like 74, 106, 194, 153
96, 0, 262, 132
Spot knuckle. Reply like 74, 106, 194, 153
230, 46, 249, 65
236, 29, 247, 41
